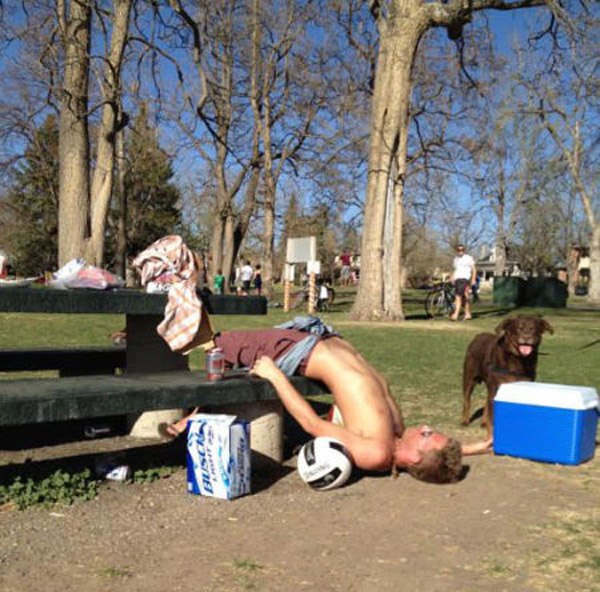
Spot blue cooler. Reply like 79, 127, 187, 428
494, 382, 599, 465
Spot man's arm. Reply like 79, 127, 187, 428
470, 259, 477, 285
250, 357, 392, 471
461, 438, 493, 456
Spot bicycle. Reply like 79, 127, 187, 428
424, 282, 456, 319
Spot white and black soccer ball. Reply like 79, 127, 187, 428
297, 437, 353, 491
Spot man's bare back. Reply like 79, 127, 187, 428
304, 337, 404, 440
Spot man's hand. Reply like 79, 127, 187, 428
461, 438, 493, 456
250, 356, 282, 383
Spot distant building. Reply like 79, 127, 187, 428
475, 246, 520, 285
567, 245, 590, 286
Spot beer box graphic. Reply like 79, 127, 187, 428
186, 414, 251, 499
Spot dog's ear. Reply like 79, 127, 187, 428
538, 318, 554, 335
495, 318, 513, 335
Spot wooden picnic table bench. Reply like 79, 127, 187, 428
0, 371, 328, 427
0, 288, 328, 462
0, 345, 126, 376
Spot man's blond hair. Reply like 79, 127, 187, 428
405, 438, 463, 484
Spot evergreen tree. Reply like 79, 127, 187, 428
4, 116, 59, 275
110, 106, 182, 262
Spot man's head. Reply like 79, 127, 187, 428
394, 426, 463, 484
455, 244, 466, 255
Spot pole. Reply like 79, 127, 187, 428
308, 272, 316, 314
284, 279, 290, 313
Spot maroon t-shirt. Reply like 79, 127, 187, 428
214, 329, 319, 375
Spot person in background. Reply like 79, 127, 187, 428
471, 274, 481, 303
213, 268, 225, 295
253, 264, 263, 296
317, 279, 329, 311
239, 260, 254, 295
0, 252, 7, 279
450, 244, 477, 321
339, 249, 352, 287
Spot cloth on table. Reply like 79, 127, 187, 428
132, 235, 213, 354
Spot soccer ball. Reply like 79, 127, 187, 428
297, 437, 353, 491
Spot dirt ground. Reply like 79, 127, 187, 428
1, 430, 599, 592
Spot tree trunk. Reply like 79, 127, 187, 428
350, 11, 425, 320
222, 214, 236, 292
566, 245, 579, 297
231, 164, 260, 277
382, 151, 405, 319
114, 123, 127, 279
86, 0, 132, 266
588, 224, 600, 303
494, 237, 507, 276
262, 186, 275, 299
210, 214, 225, 280
261, 108, 276, 299
57, 0, 92, 266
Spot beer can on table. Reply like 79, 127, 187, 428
206, 348, 225, 381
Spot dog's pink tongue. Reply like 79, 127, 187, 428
519, 344, 533, 356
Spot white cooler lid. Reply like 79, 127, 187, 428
495, 382, 599, 410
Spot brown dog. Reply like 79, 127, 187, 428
461, 315, 554, 435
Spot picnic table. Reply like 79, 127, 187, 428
0, 288, 328, 462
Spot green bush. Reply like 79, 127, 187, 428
132, 466, 177, 484
0, 469, 98, 510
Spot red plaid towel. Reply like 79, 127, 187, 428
133, 235, 210, 353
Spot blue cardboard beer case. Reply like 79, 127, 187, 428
494, 382, 599, 465
187, 414, 251, 499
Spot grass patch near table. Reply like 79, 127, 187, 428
1, 302, 598, 434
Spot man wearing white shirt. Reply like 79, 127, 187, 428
240, 260, 254, 294
450, 244, 476, 321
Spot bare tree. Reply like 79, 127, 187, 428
54, 1, 133, 266
56, 0, 92, 265
85, 0, 133, 265
164, 0, 259, 289
531, 39, 600, 300
250, 0, 320, 296
349, 0, 577, 321
472, 94, 545, 275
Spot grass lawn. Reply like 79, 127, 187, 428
1, 288, 598, 439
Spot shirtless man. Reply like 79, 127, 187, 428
167, 329, 492, 483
